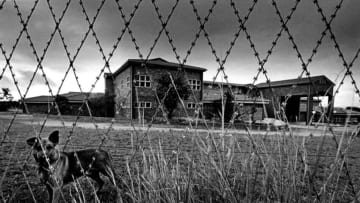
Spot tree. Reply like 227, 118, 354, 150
213, 90, 234, 123
89, 95, 111, 117
156, 73, 191, 119
224, 91, 234, 122
1, 88, 13, 101
53, 95, 70, 115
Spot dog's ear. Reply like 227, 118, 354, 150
26, 137, 38, 147
48, 130, 59, 145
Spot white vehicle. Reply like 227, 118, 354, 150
255, 118, 287, 130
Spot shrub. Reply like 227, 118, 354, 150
51, 95, 71, 115
213, 90, 234, 123
88, 95, 114, 117
0, 101, 19, 111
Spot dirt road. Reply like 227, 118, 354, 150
0, 113, 355, 137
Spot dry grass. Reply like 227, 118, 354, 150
0, 115, 360, 202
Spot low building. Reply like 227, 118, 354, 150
23, 92, 104, 116
314, 106, 360, 124
257, 75, 334, 124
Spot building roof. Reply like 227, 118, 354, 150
23, 95, 55, 103
256, 75, 334, 88
111, 58, 207, 77
23, 92, 104, 103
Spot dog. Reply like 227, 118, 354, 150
26, 130, 120, 202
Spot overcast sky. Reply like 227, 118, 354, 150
0, 0, 359, 107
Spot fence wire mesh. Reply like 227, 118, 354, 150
1, 0, 360, 202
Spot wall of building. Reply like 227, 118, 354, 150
203, 102, 264, 122
203, 82, 249, 95
26, 103, 49, 114
202, 83, 265, 121
113, 67, 132, 119
105, 73, 115, 117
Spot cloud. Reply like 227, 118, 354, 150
0, 75, 12, 87
18, 69, 56, 87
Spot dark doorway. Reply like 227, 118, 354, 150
285, 96, 300, 122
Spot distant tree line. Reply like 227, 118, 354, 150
0, 101, 19, 111
0, 88, 18, 111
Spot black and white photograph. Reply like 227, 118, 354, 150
0, 0, 360, 202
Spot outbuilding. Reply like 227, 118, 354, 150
257, 75, 334, 124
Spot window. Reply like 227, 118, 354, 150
187, 103, 196, 109
189, 79, 201, 90
187, 102, 202, 109
120, 80, 124, 88
134, 74, 151, 88
134, 102, 152, 108
318, 79, 326, 85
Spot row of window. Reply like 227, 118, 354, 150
133, 102, 201, 109
134, 101, 152, 108
119, 75, 201, 90
134, 75, 151, 88
186, 102, 202, 109
188, 79, 201, 90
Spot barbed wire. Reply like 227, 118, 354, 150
0, 0, 41, 145
1, 0, 360, 202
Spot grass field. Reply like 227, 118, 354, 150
0, 113, 360, 202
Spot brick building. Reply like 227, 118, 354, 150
105, 58, 206, 120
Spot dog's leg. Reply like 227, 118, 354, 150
88, 172, 104, 194
102, 164, 124, 203
52, 188, 61, 203
46, 184, 53, 203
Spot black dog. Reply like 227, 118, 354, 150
26, 130, 120, 202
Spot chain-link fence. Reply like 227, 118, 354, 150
1, 0, 360, 202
